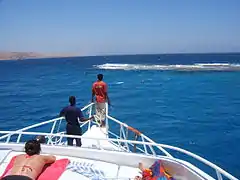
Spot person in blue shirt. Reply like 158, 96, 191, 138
60, 96, 93, 147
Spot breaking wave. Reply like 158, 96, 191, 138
94, 63, 240, 71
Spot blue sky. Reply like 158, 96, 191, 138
0, 0, 239, 55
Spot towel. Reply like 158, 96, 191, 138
66, 161, 106, 180
0, 156, 69, 180
38, 158, 69, 180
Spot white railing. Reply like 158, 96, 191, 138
0, 131, 237, 180
0, 103, 95, 142
0, 102, 238, 180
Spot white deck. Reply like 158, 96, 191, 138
81, 125, 122, 151
0, 151, 141, 180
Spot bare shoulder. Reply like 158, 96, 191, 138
14, 154, 26, 161
16, 154, 25, 158
39, 154, 56, 163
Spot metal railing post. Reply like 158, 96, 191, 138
47, 121, 57, 144
141, 136, 148, 154
120, 125, 123, 139
16, 134, 22, 143
88, 104, 93, 130
6, 135, 11, 143
216, 171, 223, 180
120, 126, 129, 151
56, 119, 62, 133
105, 103, 109, 134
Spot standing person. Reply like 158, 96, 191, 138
1, 140, 56, 180
60, 96, 93, 147
91, 74, 110, 127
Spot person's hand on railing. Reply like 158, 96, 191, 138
85, 116, 94, 122
78, 116, 94, 123
89, 116, 94, 121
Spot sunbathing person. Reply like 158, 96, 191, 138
1, 140, 56, 180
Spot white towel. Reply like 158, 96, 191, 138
66, 161, 106, 180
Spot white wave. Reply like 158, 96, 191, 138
195, 63, 230, 66
94, 63, 240, 71
115, 81, 124, 84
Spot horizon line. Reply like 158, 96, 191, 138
0, 51, 240, 61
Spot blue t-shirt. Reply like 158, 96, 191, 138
60, 105, 84, 126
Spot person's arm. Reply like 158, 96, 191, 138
80, 116, 94, 122
59, 107, 65, 117
42, 155, 56, 164
78, 109, 94, 122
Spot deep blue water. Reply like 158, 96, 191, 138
0, 53, 239, 178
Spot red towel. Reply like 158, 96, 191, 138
0, 156, 17, 178
38, 158, 69, 180
1, 156, 69, 180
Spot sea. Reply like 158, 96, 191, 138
0, 53, 239, 178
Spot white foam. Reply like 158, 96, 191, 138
94, 63, 240, 71
195, 63, 230, 66
115, 81, 124, 84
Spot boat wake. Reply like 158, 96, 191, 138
94, 63, 240, 71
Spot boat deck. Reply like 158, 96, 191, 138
81, 125, 121, 150
0, 125, 141, 179
0, 150, 141, 180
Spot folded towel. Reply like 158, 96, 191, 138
67, 161, 106, 180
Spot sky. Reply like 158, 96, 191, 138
0, 0, 239, 55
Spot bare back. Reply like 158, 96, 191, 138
8, 154, 56, 180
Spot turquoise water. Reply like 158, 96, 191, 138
0, 54, 239, 178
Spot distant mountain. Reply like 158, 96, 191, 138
0, 52, 79, 60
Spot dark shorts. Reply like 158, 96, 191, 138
66, 124, 82, 135
66, 124, 82, 146
1, 175, 32, 180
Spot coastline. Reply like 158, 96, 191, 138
0, 52, 80, 61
